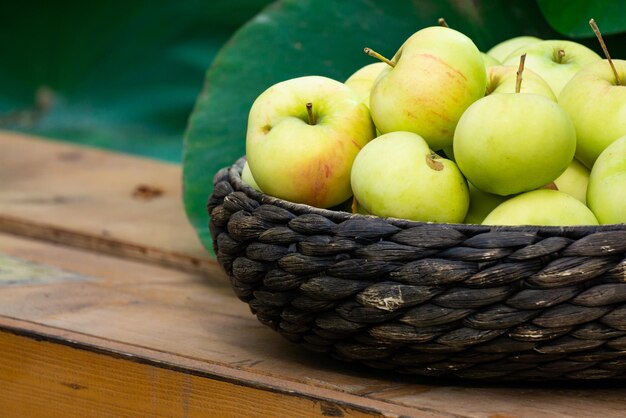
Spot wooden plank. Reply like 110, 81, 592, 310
0, 130, 214, 273
2, 233, 626, 418
0, 328, 379, 418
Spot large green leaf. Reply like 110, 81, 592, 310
0, 0, 272, 161
183, 0, 557, 252
537, 0, 626, 38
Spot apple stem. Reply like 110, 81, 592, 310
515, 53, 526, 94
438, 18, 449, 28
557, 49, 566, 62
306, 102, 316, 125
364, 47, 395, 68
589, 18, 621, 86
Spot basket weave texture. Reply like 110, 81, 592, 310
208, 157, 626, 380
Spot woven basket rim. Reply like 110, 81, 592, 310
224, 156, 625, 235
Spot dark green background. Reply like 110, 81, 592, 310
0, 0, 272, 161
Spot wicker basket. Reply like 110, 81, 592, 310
208, 157, 626, 380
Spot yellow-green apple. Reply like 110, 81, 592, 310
485, 65, 556, 100
464, 183, 509, 224
587, 135, 626, 224
345, 62, 387, 106
487, 36, 542, 62
241, 161, 262, 191
351, 131, 469, 222
481, 52, 500, 68
367, 26, 487, 151
482, 189, 598, 226
502, 40, 601, 96
246, 76, 375, 208
553, 159, 590, 204
454, 93, 576, 196
558, 59, 626, 168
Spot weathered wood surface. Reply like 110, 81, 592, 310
3, 230, 626, 417
1, 133, 626, 417
0, 130, 214, 273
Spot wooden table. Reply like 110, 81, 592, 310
1, 131, 625, 417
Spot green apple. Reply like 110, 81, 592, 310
482, 189, 598, 226
502, 40, 601, 96
246, 76, 375, 208
485, 65, 556, 101
241, 161, 262, 191
454, 93, 576, 196
587, 135, 626, 224
345, 62, 387, 106
481, 52, 500, 68
351, 131, 469, 222
368, 26, 487, 151
558, 59, 626, 168
464, 183, 509, 224
553, 159, 589, 204
588, 175, 626, 225
487, 36, 542, 62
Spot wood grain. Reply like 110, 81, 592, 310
0, 329, 380, 418
2, 233, 626, 418
0, 130, 214, 273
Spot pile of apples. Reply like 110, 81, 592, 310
243, 19, 625, 226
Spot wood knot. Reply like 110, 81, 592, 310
132, 184, 163, 201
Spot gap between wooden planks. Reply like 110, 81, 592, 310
0, 130, 215, 274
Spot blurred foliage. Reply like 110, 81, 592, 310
0, 0, 272, 161
537, 0, 626, 38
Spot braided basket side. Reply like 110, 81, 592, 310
208, 158, 626, 380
